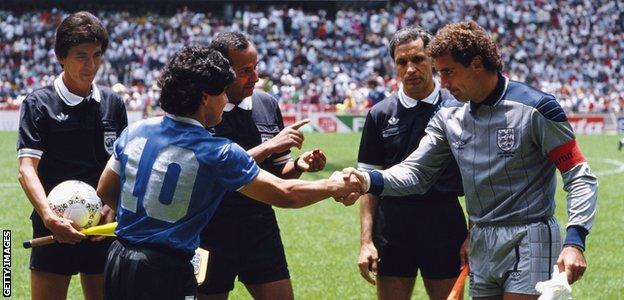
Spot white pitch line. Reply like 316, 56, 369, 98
0, 182, 20, 188
0, 159, 622, 186
592, 158, 624, 177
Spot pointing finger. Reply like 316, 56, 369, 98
289, 119, 310, 130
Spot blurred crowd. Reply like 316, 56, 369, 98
1, 0, 623, 114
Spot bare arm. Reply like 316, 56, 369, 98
360, 194, 378, 246
358, 193, 379, 284
247, 142, 282, 165
17, 157, 85, 243
96, 165, 121, 210
247, 119, 313, 179
280, 149, 327, 179
239, 169, 360, 208
460, 220, 473, 269
18, 157, 50, 219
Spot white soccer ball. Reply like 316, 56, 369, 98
48, 180, 102, 229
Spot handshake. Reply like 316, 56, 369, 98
327, 167, 369, 206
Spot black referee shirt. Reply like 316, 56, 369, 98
358, 89, 463, 203
17, 78, 127, 194
208, 90, 290, 216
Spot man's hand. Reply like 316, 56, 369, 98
358, 242, 378, 285
91, 204, 115, 242
329, 171, 362, 206
340, 167, 368, 198
296, 148, 326, 172
43, 214, 86, 244
557, 246, 587, 284
459, 233, 470, 269
266, 119, 310, 153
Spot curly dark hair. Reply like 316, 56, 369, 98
210, 32, 250, 60
55, 11, 109, 62
389, 25, 433, 60
158, 45, 235, 116
427, 21, 502, 72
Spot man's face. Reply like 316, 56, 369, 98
203, 91, 229, 127
226, 45, 259, 104
58, 42, 102, 92
394, 39, 433, 96
434, 54, 480, 102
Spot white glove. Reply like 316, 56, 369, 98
535, 265, 573, 300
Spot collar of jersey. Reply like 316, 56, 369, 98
469, 73, 508, 112
398, 80, 440, 108
53, 73, 101, 106
165, 113, 204, 128
223, 96, 252, 112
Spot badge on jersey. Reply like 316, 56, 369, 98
104, 131, 117, 155
260, 133, 274, 143
497, 128, 515, 152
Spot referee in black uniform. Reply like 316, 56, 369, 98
357, 26, 467, 300
197, 32, 326, 300
17, 12, 127, 300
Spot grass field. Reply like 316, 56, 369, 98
1, 131, 623, 299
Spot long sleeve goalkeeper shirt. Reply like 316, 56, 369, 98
366, 75, 597, 250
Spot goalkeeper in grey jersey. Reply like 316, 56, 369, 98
344, 21, 597, 299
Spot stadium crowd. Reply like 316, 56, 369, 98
1, 0, 623, 114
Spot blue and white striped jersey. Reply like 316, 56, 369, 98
108, 115, 260, 253
368, 76, 597, 249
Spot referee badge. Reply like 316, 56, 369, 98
497, 128, 515, 152
104, 132, 117, 155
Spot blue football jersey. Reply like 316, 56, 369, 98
111, 115, 260, 252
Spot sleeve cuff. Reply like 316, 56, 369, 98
357, 162, 383, 171
273, 153, 292, 165
564, 225, 588, 251
106, 156, 121, 175
367, 170, 384, 196
17, 148, 43, 159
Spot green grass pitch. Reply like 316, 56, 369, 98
1, 131, 622, 299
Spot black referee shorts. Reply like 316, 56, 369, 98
103, 239, 197, 300
29, 212, 113, 275
198, 210, 289, 294
374, 198, 467, 280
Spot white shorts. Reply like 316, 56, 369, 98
469, 217, 562, 297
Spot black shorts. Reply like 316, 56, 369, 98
197, 210, 289, 294
103, 239, 196, 300
29, 211, 113, 275
373, 198, 467, 279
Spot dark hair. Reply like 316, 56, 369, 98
158, 46, 235, 116
54, 11, 109, 61
210, 32, 250, 60
427, 21, 503, 72
389, 26, 433, 60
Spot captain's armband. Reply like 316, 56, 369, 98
547, 140, 586, 172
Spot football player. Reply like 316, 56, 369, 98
344, 21, 597, 299
96, 45, 361, 299
357, 26, 466, 300
197, 32, 326, 300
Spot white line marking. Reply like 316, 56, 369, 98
591, 158, 624, 176
0, 159, 621, 188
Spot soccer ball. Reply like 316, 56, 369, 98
48, 180, 102, 229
